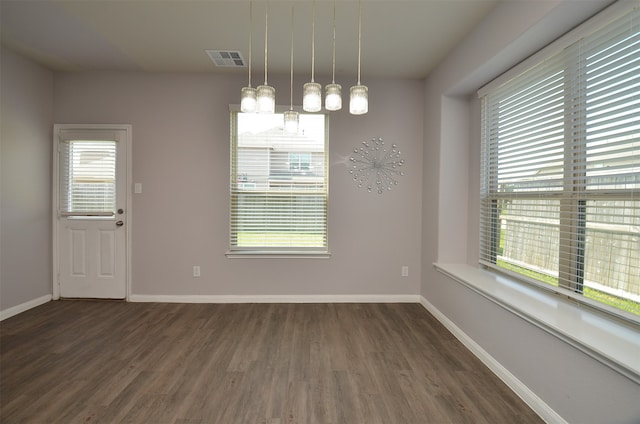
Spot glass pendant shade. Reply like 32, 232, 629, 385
303, 82, 322, 112
350, 84, 368, 115
325, 83, 342, 111
241, 87, 257, 113
284, 110, 299, 134
257, 85, 275, 113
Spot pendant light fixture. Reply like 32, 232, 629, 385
240, 1, 257, 113
284, 6, 299, 134
257, 0, 275, 113
325, 0, 341, 111
350, 0, 368, 115
303, 0, 322, 112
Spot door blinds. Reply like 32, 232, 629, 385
479, 5, 639, 316
59, 139, 117, 216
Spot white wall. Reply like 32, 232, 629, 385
422, 0, 640, 423
0, 47, 54, 311
53, 72, 424, 299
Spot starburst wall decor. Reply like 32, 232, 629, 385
349, 138, 405, 194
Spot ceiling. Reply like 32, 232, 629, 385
0, 0, 500, 80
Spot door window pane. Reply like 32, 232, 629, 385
60, 140, 117, 213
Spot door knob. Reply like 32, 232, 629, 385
115, 220, 124, 227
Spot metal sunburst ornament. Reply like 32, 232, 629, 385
349, 137, 404, 194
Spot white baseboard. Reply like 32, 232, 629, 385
0, 294, 52, 321
419, 296, 565, 424
130, 294, 421, 304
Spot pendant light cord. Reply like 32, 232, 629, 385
290, 6, 294, 109
264, 0, 269, 85
357, 0, 362, 85
311, 0, 316, 83
248, 1, 252, 87
331, 0, 336, 84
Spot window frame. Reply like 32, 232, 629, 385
226, 106, 330, 258
478, 2, 639, 322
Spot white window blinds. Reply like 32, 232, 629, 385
230, 111, 328, 251
59, 139, 117, 215
480, 5, 639, 318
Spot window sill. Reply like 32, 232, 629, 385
434, 263, 640, 384
225, 250, 331, 259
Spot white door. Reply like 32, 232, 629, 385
54, 125, 130, 299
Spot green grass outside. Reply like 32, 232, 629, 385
497, 259, 640, 316
237, 232, 324, 247
583, 287, 640, 316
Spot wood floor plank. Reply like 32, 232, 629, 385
1, 301, 544, 424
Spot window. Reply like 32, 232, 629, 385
229, 110, 328, 253
289, 153, 311, 172
479, 6, 639, 318
59, 140, 117, 215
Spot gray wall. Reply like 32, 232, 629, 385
52, 72, 424, 298
421, 0, 640, 423
0, 47, 53, 311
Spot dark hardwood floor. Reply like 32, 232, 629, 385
0, 301, 543, 424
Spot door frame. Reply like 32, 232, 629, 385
52, 124, 133, 300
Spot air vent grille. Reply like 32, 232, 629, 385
206, 50, 246, 67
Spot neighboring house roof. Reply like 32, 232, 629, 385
239, 126, 324, 152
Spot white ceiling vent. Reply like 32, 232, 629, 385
206, 50, 246, 67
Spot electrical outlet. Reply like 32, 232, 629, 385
402, 266, 409, 277
193, 266, 201, 277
